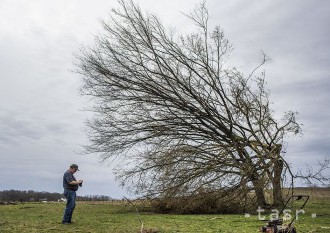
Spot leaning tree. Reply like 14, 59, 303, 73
77, 0, 302, 208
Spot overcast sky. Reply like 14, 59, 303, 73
0, 0, 329, 198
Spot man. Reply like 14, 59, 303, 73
62, 164, 83, 224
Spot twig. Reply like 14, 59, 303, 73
123, 196, 144, 233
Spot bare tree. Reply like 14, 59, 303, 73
77, 0, 302, 207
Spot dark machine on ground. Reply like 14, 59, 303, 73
260, 195, 309, 233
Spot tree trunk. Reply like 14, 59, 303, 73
272, 159, 284, 207
251, 176, 267, 207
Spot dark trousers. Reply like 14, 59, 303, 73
62, 189, 76, 223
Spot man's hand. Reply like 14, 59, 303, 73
69, 180, 83, 185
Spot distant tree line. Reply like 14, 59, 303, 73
0, 190, 113, 202
76, 195, 113, 202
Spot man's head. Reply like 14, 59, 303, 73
69, 164, 79, 173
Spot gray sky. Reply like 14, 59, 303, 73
0, 0, 329, 198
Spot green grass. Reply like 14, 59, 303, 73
0, 189, 329, 232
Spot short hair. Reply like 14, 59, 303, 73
70, 164, 79, 170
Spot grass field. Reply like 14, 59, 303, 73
0, 188, 329, 232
